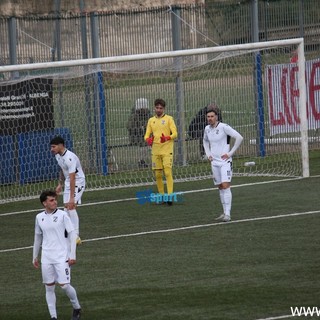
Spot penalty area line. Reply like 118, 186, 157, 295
1, 210, 319, 253
82, 210, 320, 243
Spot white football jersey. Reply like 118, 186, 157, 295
55, 149, 85, 188
203, 122, 243, 165
34, 209, 75, 264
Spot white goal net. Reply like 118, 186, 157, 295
0, 38, 314, 203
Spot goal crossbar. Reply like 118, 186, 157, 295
0, 38, 304, 72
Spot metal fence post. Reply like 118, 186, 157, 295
252, 0, 265, 157
90, 12, 108, 175
171, 6, 187, 166
79, 0, 95, 168
8, 17, 18, 79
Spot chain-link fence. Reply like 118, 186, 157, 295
0, 0, 319, 67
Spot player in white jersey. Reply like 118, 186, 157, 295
50, 136, 85, 244
33, 190, 81, 320
203, 105, 243, 222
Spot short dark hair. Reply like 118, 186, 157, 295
50, 136, 65, 146
40, 190, 57, 204
206, 104, 222, 121
154, 98, 166, 108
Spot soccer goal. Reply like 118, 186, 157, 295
0, 38, 314, 203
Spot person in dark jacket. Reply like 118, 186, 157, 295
127, 98, 151, 167
188, 103, 222, 158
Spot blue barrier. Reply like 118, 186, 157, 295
18, 128, 73, 184
0, 128, 73, 185
0, 135, 16, 184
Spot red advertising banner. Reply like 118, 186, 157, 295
266, 59, 320, 136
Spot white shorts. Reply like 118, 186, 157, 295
41, 262, 71, 284
63, 185, 85, 205
211, 160, 233, 185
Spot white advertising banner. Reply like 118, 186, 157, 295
266, 59, 320, 136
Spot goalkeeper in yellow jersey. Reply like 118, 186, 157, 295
144, 98, 178, 205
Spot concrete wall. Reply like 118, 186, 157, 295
0, 0, 204, 16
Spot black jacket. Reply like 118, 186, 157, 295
188, 107, 208, 139
127, 108, 151, 146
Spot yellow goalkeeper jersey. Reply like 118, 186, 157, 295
144, 114, 177, 155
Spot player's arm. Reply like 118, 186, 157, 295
203, 128, 212, 161
168, 118, 178, 140
224, 126, 243, 158
160, 117, 178, 143
32, 229, 42, 268
68, 230, 77, 265
144, 119, 152, 140
68, 172, 76, 209
65, 215, 77, 265
144, 119, 154, 146
56, 170, 64, 194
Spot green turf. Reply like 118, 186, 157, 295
0, 151, 319, 319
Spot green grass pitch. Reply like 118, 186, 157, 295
0, 151, 320, 320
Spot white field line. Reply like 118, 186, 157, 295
0, 177, 305, 217
0, 209, 319, 254
255, 315, 294, 319
75, 210, 320, 244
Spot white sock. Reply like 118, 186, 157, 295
219, 189, 225, 213
68, 209, 80, 236
45, 284, 57, 318
223, 188, 232, 217
60, 284, 81, 310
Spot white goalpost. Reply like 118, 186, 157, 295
0, 38, 314, 203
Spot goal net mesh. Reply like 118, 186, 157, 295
0, 41, 312, 203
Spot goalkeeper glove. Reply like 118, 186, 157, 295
146, 136, 154, 146
160, 133, 171, 143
